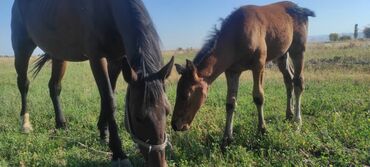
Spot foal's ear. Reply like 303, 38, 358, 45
175, 64, 186, 75
185, 59, 199, 81
185, 59, 196, 72
157, 56, 175, 80
122, 57, 138, 83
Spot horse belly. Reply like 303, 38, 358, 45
266, 25, 294, 61
266, 34, 292, 62
266, 45, 290, 62
29, 32, 88, 61
44, 46, 88, 61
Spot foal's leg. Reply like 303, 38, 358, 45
290, 49, 305, 125
12, 22, 36, 133
221, 70, 241, 151
89, 57, 126, 161
277, 53, 294, 120
252, 49, 267, 133
97, 58, 122, 142
49, 59, 67, 129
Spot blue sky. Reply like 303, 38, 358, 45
1, 0, 370, 55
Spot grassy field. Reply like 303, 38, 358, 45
0, 41, 369, 166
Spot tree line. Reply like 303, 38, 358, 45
329, 24, 370, 42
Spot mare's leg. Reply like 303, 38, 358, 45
89, 56, 126, 161
252, 48, 267, 133
49, 59, 67, 129
277, 53, 294, 120
98, 58, 122, 142
108, 58, 122, 92
289, 47, 305, 125
12, 20, 36, 133
221, 70, 241, 151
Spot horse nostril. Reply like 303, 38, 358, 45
183, 124, 190, 131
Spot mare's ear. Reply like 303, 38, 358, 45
157, 56, 174, 80
185, 59, 199, 81
122, 57, 138, 83
175, 64, 186, 75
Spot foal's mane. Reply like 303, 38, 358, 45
193, 10, 236, 66
193, 26, 220, 66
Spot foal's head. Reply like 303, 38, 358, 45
122, 57, 174, 166
171, 60, 208, 131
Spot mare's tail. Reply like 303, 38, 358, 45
31, 53, 51, 79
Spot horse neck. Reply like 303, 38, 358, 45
109, 0, 162, 73
196, 51, 229, 85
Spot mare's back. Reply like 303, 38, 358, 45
12, 0, 113, 60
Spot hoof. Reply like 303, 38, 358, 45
56, 122, 67, 129
100, 137, 109, 144
258, 126, 267, 135
293, 117, 302, 126
112, 158, 132, 167
293, 118, 302, 132
22, 125, 33, 134
20, 113, 33, 133
220, 137, 233, 153
100, 129, 110, 144
286, 113, 294, 121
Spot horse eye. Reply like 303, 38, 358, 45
181, 90, 191, 99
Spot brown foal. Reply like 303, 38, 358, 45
171, 1, 315, 150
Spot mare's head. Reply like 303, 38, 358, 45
171, 60, 208, 131
122, 57, 174, 167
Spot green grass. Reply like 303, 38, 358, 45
0, 41, 369, 166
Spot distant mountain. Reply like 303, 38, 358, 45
308, 35, 329, 42
308, 32, 365, 42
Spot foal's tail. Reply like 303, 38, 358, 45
31, 53, 51, 79
287, 5, 316, 18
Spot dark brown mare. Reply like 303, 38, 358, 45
12, 0, 174, 166
171, 1, 315, 150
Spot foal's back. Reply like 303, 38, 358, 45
223, 1, 310, 62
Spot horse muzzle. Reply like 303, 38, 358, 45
171, 120, 190, 131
